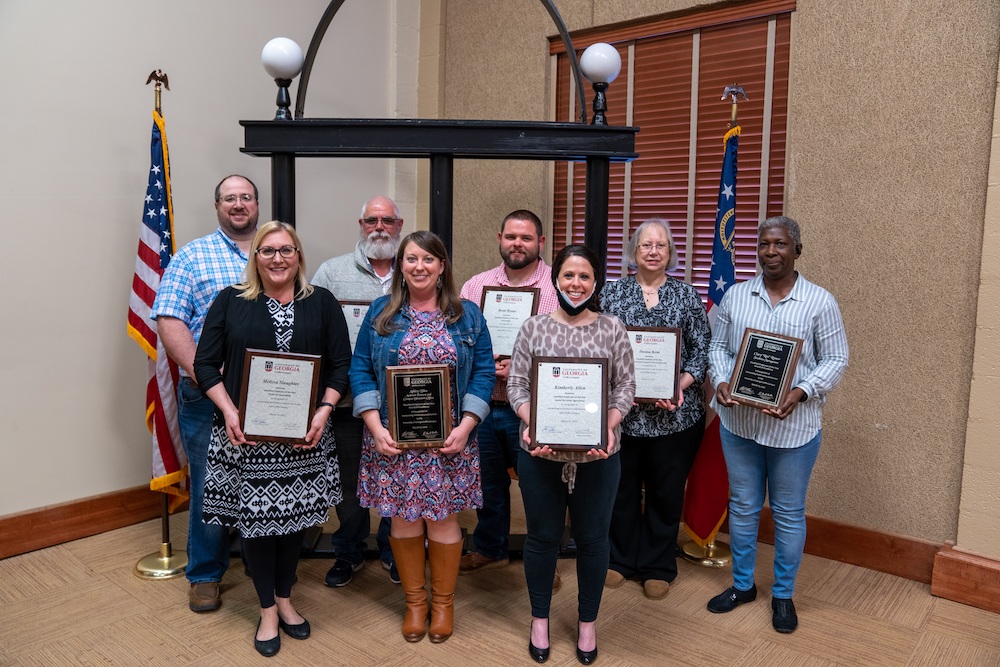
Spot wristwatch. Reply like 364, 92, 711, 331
318, 401, 336, 410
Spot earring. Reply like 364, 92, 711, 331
436, 276, 443, 289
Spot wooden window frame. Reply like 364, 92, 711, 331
550, 0, 794, 293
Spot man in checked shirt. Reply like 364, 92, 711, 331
152, 174, 260, 613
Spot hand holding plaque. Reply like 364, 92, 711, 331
386, 364, 453, 449
728, 328, 803, 410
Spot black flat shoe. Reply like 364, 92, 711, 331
279, 617, 311, 640
707, 584, 758, 613
771, 597, 798, 633
254, 619, 281, 657
576, 646, 598, 665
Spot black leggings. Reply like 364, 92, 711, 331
242, 530, 304, 608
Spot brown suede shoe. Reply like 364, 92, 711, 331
458, 551, 509, 573
643, 579, 670, 600
604, 570, 626, 588
189, 582, 221, 612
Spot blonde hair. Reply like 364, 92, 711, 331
237, 221, 314, 301
374, 231, 463, 335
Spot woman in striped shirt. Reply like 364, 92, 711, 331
706, 216, 848, 634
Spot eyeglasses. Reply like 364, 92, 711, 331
257, 245, 299, 259
362, 216, 400, 227
219, 193, 256, 204
639, 242, 669, 252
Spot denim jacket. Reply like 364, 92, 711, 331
350, 295, 495, 426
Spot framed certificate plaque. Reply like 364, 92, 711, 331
386, 364, 453, 449
239, 349, 322, 444
626, 326, 681, 403
728, 328, 803, 410
529, 356, 609, 452
480, 286, 540, 359
339, 300, 371, 351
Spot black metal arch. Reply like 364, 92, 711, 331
293, 0, 587, 123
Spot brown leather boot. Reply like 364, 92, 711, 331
389, 535, 428, 642
427, 539, 462, 643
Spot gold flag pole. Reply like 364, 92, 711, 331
722, 82, 748, 127
680, 83, 750, 569
134, 68, 186, 581
145, 69, 170, 114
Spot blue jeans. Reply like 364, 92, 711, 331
472, 404, 523, 559
177, 378, 229, 584
330, 413, 392, 565
518, 453, 620, 621
720, 424, 821, 599
178, 378, 230, 583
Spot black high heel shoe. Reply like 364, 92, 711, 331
528, 619, 550, 663
576, 623, 597, 665
576, 645, 598, 665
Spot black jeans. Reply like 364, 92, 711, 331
518, 453, 620, 621
329, 412, 392, 564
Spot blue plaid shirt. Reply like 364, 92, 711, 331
151, 228, 249, 372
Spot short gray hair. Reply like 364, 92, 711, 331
758, 215, 801, 249
626, 218, 678, 272
359, 196, 400, 219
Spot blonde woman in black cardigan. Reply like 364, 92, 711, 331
194, 221, 352, 657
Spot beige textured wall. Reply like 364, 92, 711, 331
441, 0, 1000, 543
957, 57, 1000, 558
444, 1, 555, 282
782, 1, 998, 542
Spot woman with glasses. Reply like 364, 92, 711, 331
195, 221, 352, 657
599, 219, 710, 600
350, 230, 495, 645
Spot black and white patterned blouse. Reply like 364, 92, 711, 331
267, 296, 295, 351
600, 275, 710, 437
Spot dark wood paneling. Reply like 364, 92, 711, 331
931, 543, 1000, 613
0, 487, 163, 559
751, 508, 941, 584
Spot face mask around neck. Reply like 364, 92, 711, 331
557, 288, 593, 316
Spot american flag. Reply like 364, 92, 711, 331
682, 125, 740, 546
126, 110, 187, 508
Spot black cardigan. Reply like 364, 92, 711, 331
194, 285, 352, 408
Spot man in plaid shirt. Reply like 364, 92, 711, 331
459, 210, 559, 578
152, 174, 259, 613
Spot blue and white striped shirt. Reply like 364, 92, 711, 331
708, 273, 848, 449
151, 228, 249, 372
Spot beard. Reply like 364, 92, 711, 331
360, 230, 400, 261
500, 246, 539, 270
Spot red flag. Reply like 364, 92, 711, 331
682, 125, 740, 546
127, 110, 187, 509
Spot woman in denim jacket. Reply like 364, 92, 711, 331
350, 231, 495, 645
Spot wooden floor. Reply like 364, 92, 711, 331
2, 484, 999, 666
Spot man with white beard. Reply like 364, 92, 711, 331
312, 195, 405, 587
